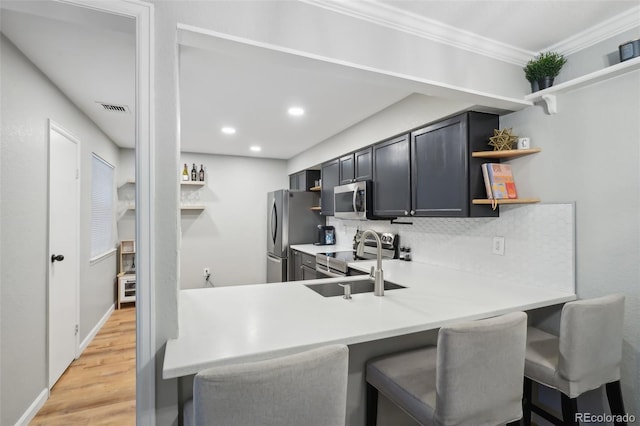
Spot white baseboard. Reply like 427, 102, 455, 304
15, 388, 48, 426
77, 304, 115, 357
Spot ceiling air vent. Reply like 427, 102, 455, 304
97, 102, 130, 113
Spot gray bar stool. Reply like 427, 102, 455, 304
366, 311, 527, 426
523, 294, 626, 426
183, 344, 348, 426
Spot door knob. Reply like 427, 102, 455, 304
51, 254, 64, 263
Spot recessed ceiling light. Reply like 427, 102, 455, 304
250, 146, 262, 152
287, 107, 305, 117
221, 126, 236, 135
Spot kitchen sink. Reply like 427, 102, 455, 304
304, 279, 405, 297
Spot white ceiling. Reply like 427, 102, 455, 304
0, 1, 135, 149
178, 41, 411, 158
2, 1, 638, 159
376, 0, 638, 53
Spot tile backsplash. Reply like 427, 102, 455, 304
328, 203, 575, 293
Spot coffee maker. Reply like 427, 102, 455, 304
316, 225, 336, 245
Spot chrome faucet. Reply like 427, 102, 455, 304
356, 230, 384, 296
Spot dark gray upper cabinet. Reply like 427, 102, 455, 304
372, 134, 411, 217
466, 112, 501, 217
339, 147, 372, 184
321, 158, 340, 215
289, 173, 300, 190
410, 112, 498, 217
411, 115, 468, 216
339, 154, 354, 185
320, 111, 498, 219
371, 112, 498, 218
289, 170, 320, 191
354, 147, 373, 181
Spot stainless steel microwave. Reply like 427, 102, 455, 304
334, 181, 374, 220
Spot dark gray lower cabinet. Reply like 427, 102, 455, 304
301, 265, 316, 280
290, 249, 302, 281
373, 134, 411, 217
321, 158, 340, 215
290, 249, 317, 281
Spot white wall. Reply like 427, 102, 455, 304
0, 34, 120, 425
501, 71, 640, 418
555, 27, 640, 83
330, 203, 575, 293
179, 153, 287, 288
288, 93, 473, 173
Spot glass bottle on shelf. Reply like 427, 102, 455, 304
182, 164, 189, 181
191, 163, 197, 181
199, 164, 205, 181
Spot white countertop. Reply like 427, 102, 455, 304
163, 260, 575, 379
290, 243, 353, 255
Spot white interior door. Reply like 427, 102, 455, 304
48, 122, 80, 388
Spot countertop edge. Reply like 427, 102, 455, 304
162, 291, 576, 379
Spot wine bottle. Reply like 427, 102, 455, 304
182, 164, 189, 181
199, 164, 205, 181
191, 163, 197, 181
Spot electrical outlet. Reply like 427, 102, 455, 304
492, 237, 505, 255
203, 267, 210, 277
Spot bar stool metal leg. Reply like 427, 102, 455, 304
522, 377, 532, 426
366, 383, 378, 426
560, 393, 578, 426
606, 380, 627, 426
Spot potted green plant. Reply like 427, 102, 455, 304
523, 51, 567, 92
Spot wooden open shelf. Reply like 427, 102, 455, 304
472, 198, 540, 205
180, 205, 205, 210
309, 186, 321, 192
181, 181, 205, 186
472, 148, 541, 159
310, 206, 321, 211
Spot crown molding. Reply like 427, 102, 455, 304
301, 0, 640, 65
300, 0, 535, 66
544, 5, 640, 56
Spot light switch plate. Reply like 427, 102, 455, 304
492, 237, 505, 255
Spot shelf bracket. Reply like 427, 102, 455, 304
541, 94, 557, 115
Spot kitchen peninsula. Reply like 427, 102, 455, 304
163, 258, 575, 424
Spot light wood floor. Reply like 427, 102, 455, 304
31, 306, 136, 425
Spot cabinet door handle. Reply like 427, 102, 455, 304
51, 254, 64, 263
410, 210, 415, 216
404, 210, 409, 216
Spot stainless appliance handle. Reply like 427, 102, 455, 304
270, 198, 277, 245
315, 265, 345, 278
267, 254, 281, 264
352, 187, 358, 214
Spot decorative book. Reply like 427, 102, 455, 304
482, 163, 518, 199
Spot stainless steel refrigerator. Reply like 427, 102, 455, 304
267, 190, 324, 283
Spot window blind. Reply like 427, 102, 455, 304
91, 153, 115, 259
